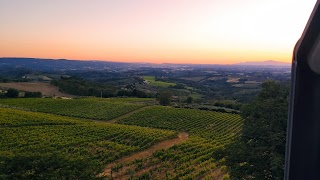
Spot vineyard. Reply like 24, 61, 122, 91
117, 106, 242, 142
0, 98, 150, 121
0, 107, 176, 179
109, 106, 242, 179
0, 98, 243, 179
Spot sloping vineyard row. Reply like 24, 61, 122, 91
117, 106, 242, 141
0, 98, 145, 121
0, 108, 176, 179
110, 106, 242, 179
105, 137, 229, 179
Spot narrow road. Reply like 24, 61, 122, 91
101, 132, 189, 177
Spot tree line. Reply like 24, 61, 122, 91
51, 77, 151, 98
220, 81, 289, 179
0, 88, 42, 98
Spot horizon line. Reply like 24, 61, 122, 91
0, 56, 291, 66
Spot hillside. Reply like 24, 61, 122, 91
0, 107, 175, 179
236, 60, 290, 67
0, 82, 73, 97
0, 97, 242, 179
0, 57, 136, 71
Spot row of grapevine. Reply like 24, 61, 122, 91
117, 106, 242, 142
0, 107, 176, 179
108, 106, 242, 179
0, 98, 147, 121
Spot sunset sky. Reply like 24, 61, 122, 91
0, 0, 317, 64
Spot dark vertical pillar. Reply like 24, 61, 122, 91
285, 1, 320, 179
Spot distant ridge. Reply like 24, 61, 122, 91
0, 57, 135, 71
0, 57, 291, 71
236, 60, 290, 66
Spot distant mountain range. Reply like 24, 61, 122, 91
0, 58, 291, 73
236, 60, 290, 67
0, 57, 138, 72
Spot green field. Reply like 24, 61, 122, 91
0, 98, 148, 121
117, 106, 241, 142
113, 106, 242, 179
143, 76, 176, 87
0, 107, 176, 179
1, 97, 243, 179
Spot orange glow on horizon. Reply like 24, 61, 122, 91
0, 0, 317, 64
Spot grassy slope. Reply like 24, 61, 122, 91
143, 76, 176, 87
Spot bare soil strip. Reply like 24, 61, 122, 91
101, 132, 189, 177
0, 82, 73, 97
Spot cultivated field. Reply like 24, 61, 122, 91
0, 82, 73, 97
143, 76, 176, 87
117, 106, 241, 141
0, 107, 176, 179
0, 97, 242, 179
112, 106, 242, 179
0, 98, 147, 121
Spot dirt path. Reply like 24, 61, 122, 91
107, 106, 153, 123
101, 132, 189, 177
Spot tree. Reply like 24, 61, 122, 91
225, 81, 289, 180
24, 91, 42, 98
157, 91, 172, 106
6, 88, 19, 98
136, 90, 148, 98
187, 96, 193, 104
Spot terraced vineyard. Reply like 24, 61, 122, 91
0, 98, 150, 121
111, 106, 242, 179
0, 107, 176, 179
